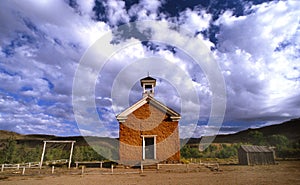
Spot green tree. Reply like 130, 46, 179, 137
248, 131, 265, 145
45, 146, 69, 161
3, 137, 18, 163
73, 146, 84, 161
267, 135, 289, 150
25, 148, 41, 162
180, 145, 191, 158
17, 144, 26, 163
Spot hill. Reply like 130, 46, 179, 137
0, 131, 118, 152
187, 118, 300, 144
0, 118, 299, 147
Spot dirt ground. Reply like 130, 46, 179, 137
0, 161, 299, 185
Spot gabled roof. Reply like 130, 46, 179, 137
140, 76, 156, 81
116, 95, 181, 122
240, 145, 274, 153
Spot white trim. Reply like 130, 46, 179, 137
142, 137, 145, 160
116, 96, 148, 120
141, 135, 157, 160
116, 95, 181, 122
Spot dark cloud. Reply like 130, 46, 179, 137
0, 0, 299, 138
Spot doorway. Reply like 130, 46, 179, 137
142, 136, 156, 160
145, 137, 154, 159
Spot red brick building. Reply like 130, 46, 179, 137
116, 76, 181, 165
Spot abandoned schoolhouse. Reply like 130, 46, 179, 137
116, 76, 181, 165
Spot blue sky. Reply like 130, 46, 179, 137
0, 0, 299, 138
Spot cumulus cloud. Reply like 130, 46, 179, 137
0, 0, 107, 135
128, 0, 165, 21
0, 0, 299, 138
215, 0, 300, 124
103, 0, 129, 26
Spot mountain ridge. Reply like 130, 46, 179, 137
1, 118, 299, 146
186, 118, 300, 144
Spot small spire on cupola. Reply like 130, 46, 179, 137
140, 74, 156, 98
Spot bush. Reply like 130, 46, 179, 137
215, 145, 237, 158
180, 145, 201, 159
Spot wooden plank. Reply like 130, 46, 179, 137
43, 140, 76, 143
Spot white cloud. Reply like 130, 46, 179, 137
215, 0, 300, 122
216, 1, 300, 58
104, 0, 129, 26
77, 0, 95, 17
179, 8, 212, 33
128, 0, 163, 20
0, 0, 299, 138
0, 0, 111, 136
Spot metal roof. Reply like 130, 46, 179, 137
240, 145, 274, 153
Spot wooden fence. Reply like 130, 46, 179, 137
1, 162, 40, 172
1, 159, 69, 172
0, 160, 220, 176
74, 161, 104, 169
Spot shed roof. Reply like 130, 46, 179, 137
240, 145, 274, 153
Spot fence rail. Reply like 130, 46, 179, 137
1, 162, 41, 172
1, 159, 69, 172
200, 161, 220, 171
75, 161, 104, 169
45, 159, 68, 165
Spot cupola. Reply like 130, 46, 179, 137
140, 75, 156, 98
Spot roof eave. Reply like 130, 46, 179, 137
170, 116, 181, 121
116, 95, 181, 121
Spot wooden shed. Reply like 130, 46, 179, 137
238, 145, 275, 165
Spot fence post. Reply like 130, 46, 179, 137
40, 141, 47, 169
100, 161, 103, 168
28, 163, 31, 168
1, 164, 4, 172
68, 141, 75, 169
22, 167, 25, 175
141, 163, 143, 173
17, 164, 20, 170
111, 164, 113, 174
186, 163, 189, 172
81, 166, 85, 175
52, 166, 55, 174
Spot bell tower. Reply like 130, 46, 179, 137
140, 75, 156, 98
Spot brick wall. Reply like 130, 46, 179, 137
119, 103, 180, 164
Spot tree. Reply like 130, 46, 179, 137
267, 135, 289, 150
2, 137, 18, 163
17, 144, 26, 163
248, 131, 265, 145
25, 147, 41, 162
73, 146, 84, 161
